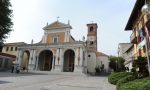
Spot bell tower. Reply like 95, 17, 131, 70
86, 23, 98, 52
85, 23, 98, 75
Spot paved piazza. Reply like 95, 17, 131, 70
0, 71, 116, 90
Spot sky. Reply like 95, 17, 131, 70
7, 0, 136, 55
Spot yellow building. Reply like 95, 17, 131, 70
125, 0, 150, 58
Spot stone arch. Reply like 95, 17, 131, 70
37, 49, 54, 57
21, 50, 30, 70
38, 50, 53, 71
63, 49, 75, 72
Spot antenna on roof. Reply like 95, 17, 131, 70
68, 20, 70, 25
31, 39, 34, 44
46, 22, 48, 26
57, 16, 60, 21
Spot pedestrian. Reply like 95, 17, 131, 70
11, 65, 14, 73
16, 65, 20, 74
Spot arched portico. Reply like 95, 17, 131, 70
63, 49, 75, 72
38, 50, 53, 71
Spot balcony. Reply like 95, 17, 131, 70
130, 32, 137, 43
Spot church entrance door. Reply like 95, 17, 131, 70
63, 49, 75, 72
38, 50, 53, 71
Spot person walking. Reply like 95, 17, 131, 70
16, 65, 20, 74
11, 65, 14, 73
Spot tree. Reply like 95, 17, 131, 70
109, 56, 126, 72
0, 0, 13, 51
132, 56, 149, 78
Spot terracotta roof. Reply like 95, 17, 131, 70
96, 52, 108, 57
4, 42, 26, 46
87, 49, 96, 52
43, 21, 72, 30
0, 52, 16, 58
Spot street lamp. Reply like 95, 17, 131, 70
141, 0, 150, 15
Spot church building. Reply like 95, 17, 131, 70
2, 20, 110, 74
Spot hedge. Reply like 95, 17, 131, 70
108, 72, 132, 85
118, 77, 150, 90
117, 75, 136, 89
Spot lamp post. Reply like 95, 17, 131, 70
141, 0, 150, 76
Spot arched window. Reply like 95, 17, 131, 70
90, 26, 94, 32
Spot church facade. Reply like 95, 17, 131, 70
16, 21, 87, 72
2, 20, 110, 74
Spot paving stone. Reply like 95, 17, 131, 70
0, 71, 116, 90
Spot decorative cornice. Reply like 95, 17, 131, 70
18, 41, 85, 50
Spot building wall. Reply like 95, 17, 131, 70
96, 56, 110, 73
2, 45, 18, 56
118, 43, 133, 59
16, 43, 85, 72
47, 32, 66, 43
87, 52, 96, 74
0, 55, 15, 70
131, 13, 149, 58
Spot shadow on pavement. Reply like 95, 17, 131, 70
0, 80, 11, 84
0, 71, 49, 77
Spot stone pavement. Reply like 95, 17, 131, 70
0, 71, 116, 90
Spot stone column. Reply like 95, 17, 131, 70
80, 47, 83, 66
18, 50, 23, 66
64, 32, 67, 42
32, 50, 36, 66
55, 49, 59, 65
75, 48, 79, 66
52, 55, 55, 71
35, 55, 39, 70
16, 50, 19, 63
54, 48, 61, 72
67, 31, 70, 42
74, 48, 82, 72
59, 48, 63, 72
29, 50, 33, 64
28, 49, 35, 70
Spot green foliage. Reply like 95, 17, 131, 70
118, 77, 150, 90
132, 56, 149, 78
117, 75, 136, 89
0, 0, 13, 42
108, 72, 132, 85
109, 56, 126, 72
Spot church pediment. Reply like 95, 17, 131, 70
43, 21, 72, 30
